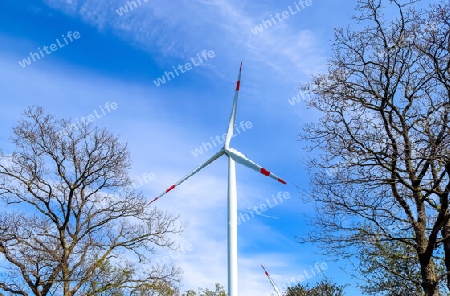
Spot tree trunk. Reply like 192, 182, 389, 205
419, 254, 438, 296
63, 268, 70, 296
62, 246, 71, 296
416, 204, 438, 296
442, 219, 450, 290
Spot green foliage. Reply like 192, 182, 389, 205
357, 237, 424, 296
357, 234, 450, 296
283, 278, 346, 296
182, 283, 226, 296
86, 258, 178, 296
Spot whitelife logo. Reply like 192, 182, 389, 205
115, 0, 149, 16
18, 31, 81, 68
279, 262, 329, 291
288, 90, 310, 106
190, 121, 253, 157
250, 0, 313, 35
57, 102, 118, 137
237, 191, 291, 225
153, 50, 216, 87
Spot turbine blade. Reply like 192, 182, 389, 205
261, 265, 281, 296
225, 148, 286, 185
224, 62, 242, 148
150, 149, 225, 204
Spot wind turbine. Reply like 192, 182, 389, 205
261, 264, 281, 296
151, 63, 286, 295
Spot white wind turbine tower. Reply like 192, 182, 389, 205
151, 63, 286, 295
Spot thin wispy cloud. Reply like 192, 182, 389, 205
41, 0, 325, 80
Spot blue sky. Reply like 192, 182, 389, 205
0, 0, 379, 294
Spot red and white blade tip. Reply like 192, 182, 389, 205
150, 184, 176, 204
166, 184, 176, 193
260, 168, 287, 184
261, 264, 270, 276
226, 148, 287, 185
150, 149, 225, 205
236, 64, 242, 91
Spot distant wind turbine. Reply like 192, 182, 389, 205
261, 264, 281, 296
151, 63, 286, 296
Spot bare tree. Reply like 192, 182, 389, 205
0, 106, 181, 296
299, 0, 450, 295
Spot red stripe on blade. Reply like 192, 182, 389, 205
265, 271, 269, 276
260, 168, 270, 176
278, 178, 287, 184
236, 81, 241, 90
166, 185, 176, 193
